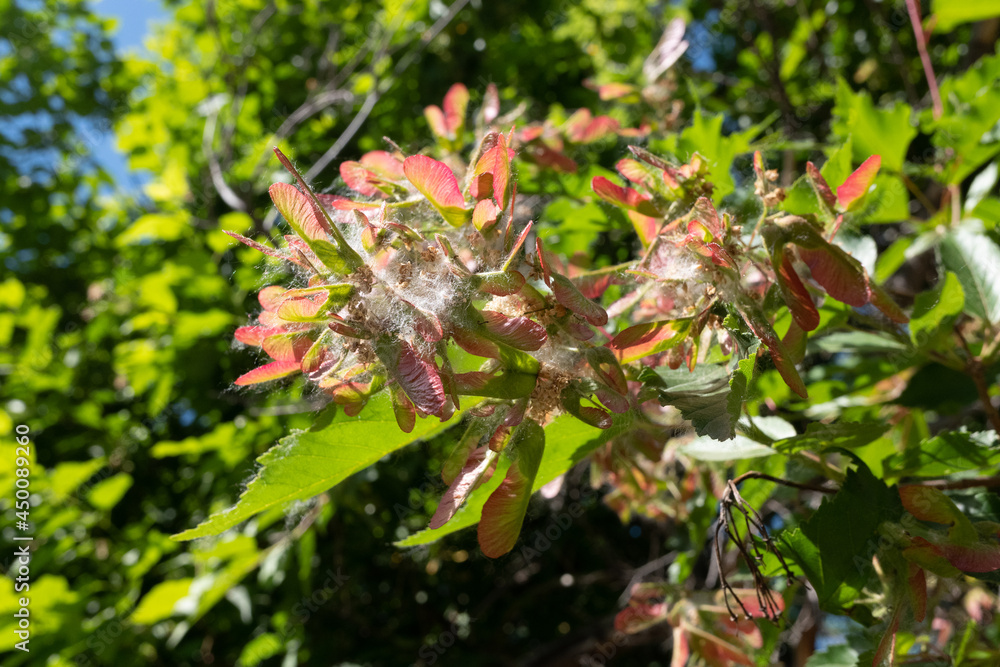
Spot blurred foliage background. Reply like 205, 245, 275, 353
1, 0, 999, 665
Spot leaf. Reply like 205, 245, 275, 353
610, 319, 691, 363
339, 161, 386, 197
932, 0, 1000, 30
907, 562, 927, 623
910, 271, 965, 346
173, 394, 461, 540
442, 82, 469, 136
774, 251, 820, 331
377, 340, 446, 416
130, 578, 193, 624
478, 420, 545, 557
390, 383, 416, 433
939, 229, 1000, 324
560, 386, 613, 429
836, 155, 881, 211
396, 411, 633, 548
430, 446, 498, 529
796, 245, 869, 307
773, 421, 889, 454
780, 459, 903, 612
738, 301, 807, 399
472, 270, 525, 296
678, 434, 774, 461
585, 347, 628, 395
805, 161, 836, 211
234, 360, 301, 386
639, 364, 740, 441
269, 183, 327, 241
470, 132, 511, 208
550, 272, 608, 326
403, 155, 469, 227
116, 212, 188, 246
479, 310, 547, 351
900, 485, 974, 539
592, 176, 659, 217
832, 79, 915, 172
86, 473, 133, 511
472, 198, 502, 231
883, 430, 1000, 478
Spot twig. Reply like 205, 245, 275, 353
969, 359, 1000, 434
203, 106, 249, 212
905, 0, 943, 119
918, 475, 1000, 490
956, 330, 1000, 434
305, 0, 473, 182
715, 478, 800, 624
617, 551, 678, 607
731, 471, 837, 495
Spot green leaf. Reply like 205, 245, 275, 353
832, 78, 916, 172
780, 458, 902, 612
48, 458, 106, 502
238, 633, 283, 667
86, 473, 133, 511
929, 54, 1000, 183
639, 363, 745, 441
666, 108, 763, 201
130, 578, 194, 625
395, 411, 635, 548
933, 1, 1000, 34
883, 430, 1000, 478
910, 271, 965, 347
115, 213, 188, 246
307, 239, 352, 275
808, 331, 908, 356
172, 394, 461, 540
939, 229, 1000, 324
773, 421, 889, 454
677, 434, 774, 461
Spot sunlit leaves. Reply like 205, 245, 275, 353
610, 319, 690, 363
376, 339, 446, 416
173, 395, 462, 540
780, 459, 902, 612
478, 420, 545, 558
835, 155, 880, 212
403, 155, 470, 227
939, 229, 1000, 325
910, 271, 964, 347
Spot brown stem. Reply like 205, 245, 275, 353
900, 172, 938, 216
905, 0, 943, 119
956, 330, 1000, 434
969, 359, 1000, 434
917, 475, 1000, 490
731, 471, 837, 495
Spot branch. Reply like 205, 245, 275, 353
731, 471, 836, 495
203, 104, 249, 212
905, 0, 943, 119
304, 0, 473, 183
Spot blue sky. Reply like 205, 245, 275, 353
90, 0, 168, 186
95, 0, 166, 53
